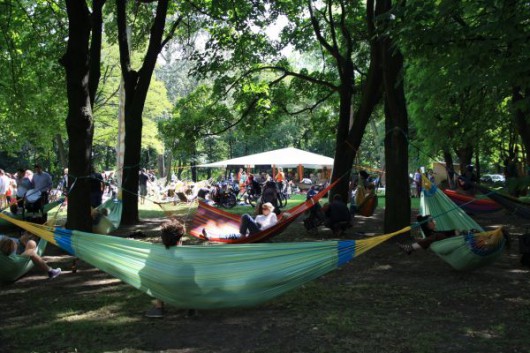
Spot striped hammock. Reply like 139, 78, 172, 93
189, 182, 334, 243
0, 212, 409, 309
420, 176, 505, 271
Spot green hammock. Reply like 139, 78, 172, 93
420, 177, 505, 271
0, 212, 409, 309
0, 238, 48, 282
46, 197, 122, 233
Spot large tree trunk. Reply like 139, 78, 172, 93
443, 148, 456, 188
455, 145, 473, 175
330, 0, 383, 200
60, 1, 94, 232
55, 134, 68, 169
117, 0, 171, 225
513, 87, 530, 167
379, 0, 410, 234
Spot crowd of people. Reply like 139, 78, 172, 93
0, 165, 54, 215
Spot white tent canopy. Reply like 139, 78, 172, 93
197, 147, 334, 169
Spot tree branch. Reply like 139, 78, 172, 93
161, 15, 183, 48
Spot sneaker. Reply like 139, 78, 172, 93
48, 268, 62, 279
397, 243, 413, 255
145, 306, 164, 318
202, 228, 209, 240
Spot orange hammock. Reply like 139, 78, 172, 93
189, 181, 337, 244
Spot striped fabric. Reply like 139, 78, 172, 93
421, 177, 505, 271
0, 212, 409, 309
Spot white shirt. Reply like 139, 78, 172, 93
0, 175, 9, 194
255, 212, 278, 230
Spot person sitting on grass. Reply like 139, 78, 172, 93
202, 202, 278, 240
398, 215, 472, 254
322, 194, 351, 236
145, 218, 197, 318
0, 232, 61, 279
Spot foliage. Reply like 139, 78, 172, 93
397, 0, 530, 169
0, 0, 68, 166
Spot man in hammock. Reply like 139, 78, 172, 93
397, 215, 477, 254
202, 202, 278, 240
0, 233, 61, 278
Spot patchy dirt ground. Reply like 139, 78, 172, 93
1, 207, 530, 353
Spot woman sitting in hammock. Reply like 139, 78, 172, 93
202, 202, 278, 240
397, 215, 478, 255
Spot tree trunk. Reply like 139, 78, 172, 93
60, 0, 94, 232
158, 154, 165, 178
117, 0, 171, 225
330, 0, 383, 200
443, 148, 455, 188
513, 87, 530, 168
379, 0, 410, 234
55, 134, 68, 169
456, 145, 473, 175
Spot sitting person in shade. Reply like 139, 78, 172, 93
145, 218, 197, 318
202, 202, 278, 240
322, 194, 351, 236
0, 232, 61, 279
397, 215, 473, 254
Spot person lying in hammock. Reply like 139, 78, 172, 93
397, 215, 479, 255
202, 202, 278, 240
0, 232, 61, 278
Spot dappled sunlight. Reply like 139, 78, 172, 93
507, 268, 529, 274
57, 305, 142, 323
464, 327, 503, 339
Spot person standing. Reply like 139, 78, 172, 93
89, 166, 105, 208
59, 168, 69, 196
274, 167, 285, 193
139, 168, 149, 205
413, 168, 422, 198
32, 164, 53, 205
0, 169, 10, 209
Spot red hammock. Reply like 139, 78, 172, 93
442, 189, 502, 214
189, 181, 336, 243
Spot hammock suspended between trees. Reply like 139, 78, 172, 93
421, 177, 505, 271
0, 212, 410, 309
442, 189, 502, 214
46, 196, 123, 234
475, 184, 530, 220
189, 182, 335, 243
